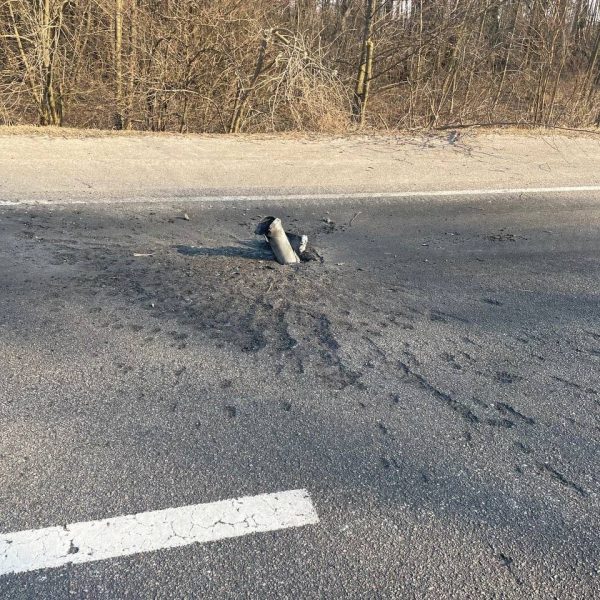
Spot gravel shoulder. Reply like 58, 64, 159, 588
1, 130, 599, 202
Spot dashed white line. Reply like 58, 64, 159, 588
0, 489, 318, 576
0, 185, 600, 206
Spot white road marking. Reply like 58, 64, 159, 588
0, 489, 318, 576
0, 185, 600, 206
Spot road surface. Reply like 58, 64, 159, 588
0, 185, 599, 599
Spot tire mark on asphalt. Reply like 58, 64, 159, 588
494, 402, 535, 425
552, 375, 598, 397
536, 462, 587, 497
514, 442, 588, 497
397, 361, 480, 424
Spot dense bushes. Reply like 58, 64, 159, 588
1, 1, 599, 132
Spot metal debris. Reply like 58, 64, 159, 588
255, 217, 322, 264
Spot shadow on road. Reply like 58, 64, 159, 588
175, 240, 273, 261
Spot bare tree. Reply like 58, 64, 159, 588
1, 0, 599, 131
352, 0, 376, 127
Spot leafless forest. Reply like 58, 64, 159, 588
1, 0, 599, 132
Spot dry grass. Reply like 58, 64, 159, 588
1, 124, 598, 145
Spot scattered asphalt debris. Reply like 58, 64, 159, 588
486, 230, 517, 242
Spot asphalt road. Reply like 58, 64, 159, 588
0, 191, 599, 599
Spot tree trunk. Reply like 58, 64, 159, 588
352, 0, 376, 127
229, 31, 270, 133
114, 0, 125, 129
40, 0, 62, 125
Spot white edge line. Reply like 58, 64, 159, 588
0, 489, 319, 577
0, 185, 600, 206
